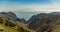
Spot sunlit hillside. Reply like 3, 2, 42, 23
0, 17, 30, 32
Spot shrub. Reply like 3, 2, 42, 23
5, 20, 16, 27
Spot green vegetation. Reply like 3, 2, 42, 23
17, 27, 29, 32
0, 17, 30, 32
5, 20, 16, 27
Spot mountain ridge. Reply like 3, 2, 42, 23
28, 12, 60, 32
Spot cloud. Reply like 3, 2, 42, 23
0, 4, 60, 13
0, 0, 60, 13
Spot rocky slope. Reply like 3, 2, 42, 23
0, 12, 25, 22
28, 12, 60, 32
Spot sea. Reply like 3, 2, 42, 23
13, 12, 40, 21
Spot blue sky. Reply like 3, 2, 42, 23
0, 0, 60, 12
9, 0, 51, 4
0, 0, 51, 3
0, 0, 52, 5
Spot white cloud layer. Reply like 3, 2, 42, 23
0, 0, 60, 13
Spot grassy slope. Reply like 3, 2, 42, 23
0, 17, 31, 32
0, 24, 18, 32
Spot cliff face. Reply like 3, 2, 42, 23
28, 12, 60, 32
